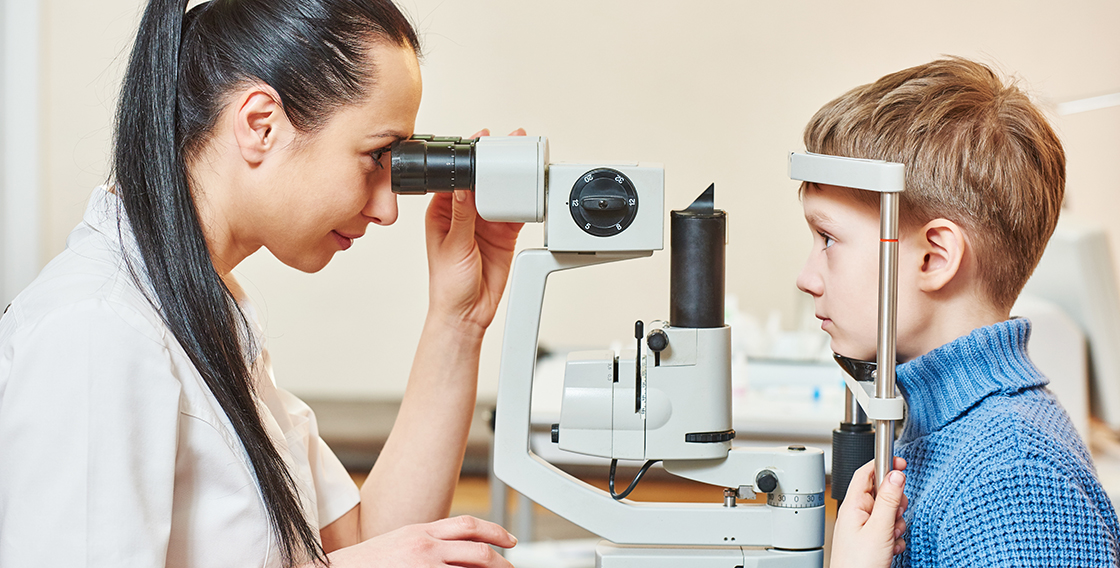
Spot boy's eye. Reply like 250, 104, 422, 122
369, 148, 388, 169
819, 231, 835, 249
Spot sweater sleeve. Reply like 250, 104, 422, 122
938, 455, 1119, 568
0, 298, 182, 567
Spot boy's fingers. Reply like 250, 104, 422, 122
867, 470, 906, 532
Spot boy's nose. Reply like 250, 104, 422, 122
796, 260, 823, 297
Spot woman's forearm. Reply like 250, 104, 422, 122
358, 313, 485, 538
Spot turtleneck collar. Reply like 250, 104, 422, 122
896, 318, 1048, 442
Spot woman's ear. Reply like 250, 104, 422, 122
231, 85, 291, 165
917, 218, 967, 293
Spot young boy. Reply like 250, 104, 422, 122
796, 57, 1120, 566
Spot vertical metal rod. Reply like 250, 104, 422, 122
515, 490, 535, 543
488, 446, 508, 551
875, 192, 900, 487
843, 388, 868, 425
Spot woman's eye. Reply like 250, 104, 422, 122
369, 148, 388, 169
819, 231, 835, 249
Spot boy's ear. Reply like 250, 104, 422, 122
231, 85, 292, 165
917, 218, 967, 292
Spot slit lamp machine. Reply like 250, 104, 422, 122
390, 135, 905, 568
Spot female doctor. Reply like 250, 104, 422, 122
0, 0, 905, 566
0, 0, 521, 566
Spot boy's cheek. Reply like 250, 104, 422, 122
828, 326, 877, 361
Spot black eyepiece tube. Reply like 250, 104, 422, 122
670, 184, 725, 328
390, 135, 477, 195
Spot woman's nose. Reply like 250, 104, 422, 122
364, 179, 399, 226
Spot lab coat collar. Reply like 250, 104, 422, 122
78, 185, 264, 365
80, 185, 154, 299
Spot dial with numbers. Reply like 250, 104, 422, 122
568, 168, 639, 237
767, 492, 826, 509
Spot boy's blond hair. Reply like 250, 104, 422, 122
804, 57, 1065, 310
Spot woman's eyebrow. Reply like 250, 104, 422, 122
366, 130, 409, 141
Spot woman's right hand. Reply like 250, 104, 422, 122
829, 457, 908, 568
327, 515, 517, 567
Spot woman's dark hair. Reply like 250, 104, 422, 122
112, 0, 419, 565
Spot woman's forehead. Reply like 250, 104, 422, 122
330, 43, 421, 138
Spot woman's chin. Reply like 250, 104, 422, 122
273, 249, 333, 274
298, 256, 332, 274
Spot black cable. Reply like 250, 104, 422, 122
609, 459, 661, 500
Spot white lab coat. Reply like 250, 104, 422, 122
0, 187, 360, 567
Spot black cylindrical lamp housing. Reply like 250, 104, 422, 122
670, 184, 725, 329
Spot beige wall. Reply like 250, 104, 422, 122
42, 1, 138, 256
40, 0, 1120, 400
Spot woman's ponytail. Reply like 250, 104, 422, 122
112, 0, 356, 564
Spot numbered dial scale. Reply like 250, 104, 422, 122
569, 168, 639, 237
767, 492, 826, 509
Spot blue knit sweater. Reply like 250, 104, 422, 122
893, 319, 1120, 567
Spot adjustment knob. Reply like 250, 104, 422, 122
551, 424, 560, 444
756, 470, 778, 494
569, 168, 638, 237
646, 329, 668, 352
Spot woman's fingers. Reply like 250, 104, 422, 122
327, 517, 518, 568
829, 457, 908, 568
843, 456, 907, 504
446, 188, 478, 241
841, 459, 877, 505
437, 540, 516, 568
427, 515, 518, 548
867, 469, 907, 534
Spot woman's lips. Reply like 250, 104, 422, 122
332, 230, 355, 251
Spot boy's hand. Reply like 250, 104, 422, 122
830, 457, 908, 568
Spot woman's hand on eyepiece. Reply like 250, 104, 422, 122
829, 457, 908, 568
424, 128, 526, 335
325, 515, 517, 567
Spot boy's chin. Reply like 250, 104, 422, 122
829, 339, 876, 362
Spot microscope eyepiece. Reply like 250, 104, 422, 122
390, 135, 477, 195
